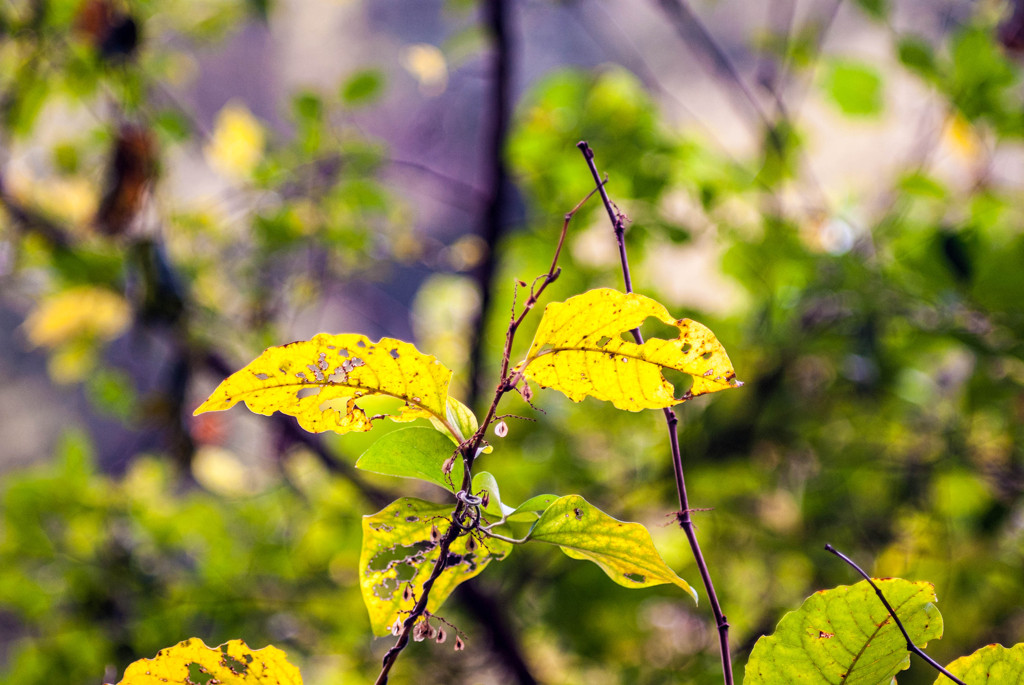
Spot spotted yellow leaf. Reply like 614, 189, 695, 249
194, 333, 456, 436
360, 498, 511, 635
520, 289, 740, 411
113, 638, 301, 685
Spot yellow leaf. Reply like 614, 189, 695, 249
194, 333, 456, 436
360, 498, 511, 635
520, 288, 740, 411
205, 101, 265, 179
113, 637, 301, 685
24, 286, 131, 348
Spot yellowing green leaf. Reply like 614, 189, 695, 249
520, 289, 740, 411
205, 101, 265, 178
745, 579, 944, 685
529, 495, 697, 601
938, 643, 1024, 683
24, 286, 131, 348
194, 333, 454, 436
355, 427, 461, 492
434, 396, 479, 443
360, 498, 511, 635
113, 638, 301, 685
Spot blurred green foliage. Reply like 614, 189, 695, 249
2, 1, 1024, 684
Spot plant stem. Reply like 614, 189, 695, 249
375, 500, 469, 685
577, 140, 734, 685
373, 185, 597, 684
824, 544, 967, 685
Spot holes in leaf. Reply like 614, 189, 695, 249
662, 367, 694, 399
367, 541, 433, 572
306, 363, 326, 382
596, 335, 612, 348
623, 572, 646, 584
220, 653, 249, 675
389, 348, 400, 359
394, 563, 417, 582
357, 340, 367, 348
186, 663, 214, 685
338, 348, 350, 357
253, 372, 270, 380
296, 387, 319, 400
341, 357, 366, 373
372, 577, 399, 599
443, 552, 479, 572
639, 316, 681, 341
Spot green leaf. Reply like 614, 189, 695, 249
824, 61, 884, 117
355, 427, 461, 492
520, 289, 741, 412
938, 643, 1024, 683
509, 494, 558, 522
193, 333, 456, 436
471, 471, 515, 518
341, 70, 384, 106
360, 498, 512, 636
744, 579, 944, 685
529, 495, 696, 601
114, 638, 302, 684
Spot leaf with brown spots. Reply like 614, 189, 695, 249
745, 579, 944, 685
529, 495, 697, 601
194, 333, 457, 436
112, 638, 301, 685
360, 498, 512, 635
519, 289, 741, 412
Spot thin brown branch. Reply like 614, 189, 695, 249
577, 141, 734, 685
824, 544, 966, 685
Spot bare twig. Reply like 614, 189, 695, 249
824, 544, 966, 685
577, 141, 734, 685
